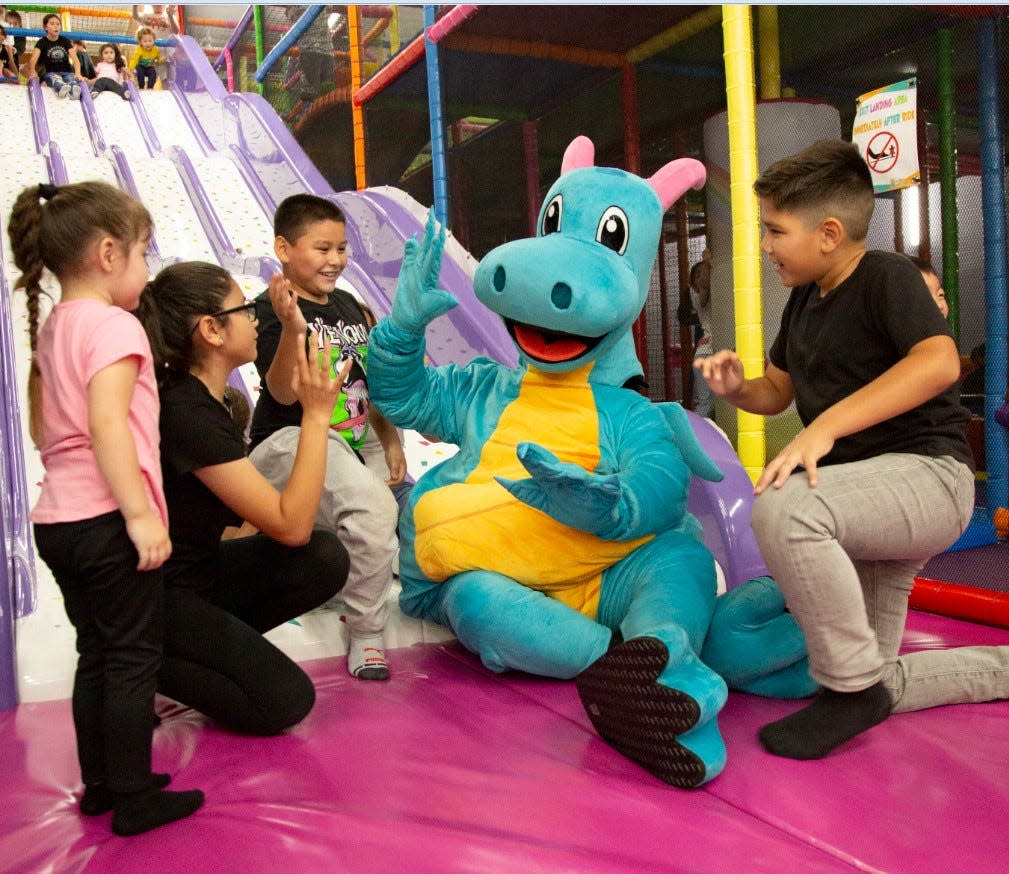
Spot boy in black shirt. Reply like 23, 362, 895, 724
249, 194, 403, 680
27, 13, 82, 99
697, 140, 1008, 760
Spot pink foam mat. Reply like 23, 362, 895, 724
2, 611, 1007, 873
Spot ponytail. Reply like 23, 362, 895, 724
8, 185, 53, 446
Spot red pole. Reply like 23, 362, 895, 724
523, 121, 541, 237
657, 231, 675, 401
621, 63, 647, 374
675, 189, 693, 406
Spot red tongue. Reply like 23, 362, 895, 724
513, 324, 588, 362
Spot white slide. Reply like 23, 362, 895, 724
0, 76, 453, 704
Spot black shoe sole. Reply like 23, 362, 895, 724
576, 636, 706, 788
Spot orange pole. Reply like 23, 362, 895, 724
348, 5, 367, 190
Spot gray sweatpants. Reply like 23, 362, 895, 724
250, 426, 398, 636
752, 452, 1009, 712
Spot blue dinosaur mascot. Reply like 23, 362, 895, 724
368, 136, 815, 787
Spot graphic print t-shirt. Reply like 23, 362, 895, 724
35, 35, 74, 74
249, 287, 372, 452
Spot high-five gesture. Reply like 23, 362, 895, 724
292, 329, 351, 426
390, 212, 457, 335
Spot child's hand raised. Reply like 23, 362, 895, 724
268, 273, 307, 333
695, 349, 744, 398
292, 329, 350, 426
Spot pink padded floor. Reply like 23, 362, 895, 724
3, 610, 1007, 873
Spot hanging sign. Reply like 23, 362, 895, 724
852, 78, 919, 193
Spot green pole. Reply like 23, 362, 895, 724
253, 5, 265, 97
937, 28, 960, 342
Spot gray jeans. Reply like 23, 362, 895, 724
752, 453, 1009, 712
250, 427, 398, 636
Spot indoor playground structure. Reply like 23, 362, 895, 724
1, 6, 1009, 872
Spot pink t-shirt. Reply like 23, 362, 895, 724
30, 299, 168, 527
94, 60, 125, 83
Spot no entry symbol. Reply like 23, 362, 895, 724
866, 132, 899, 174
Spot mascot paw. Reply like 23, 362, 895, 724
389, 211, 457, 335
495, 443, 623, 537
701, 576, 819, 699
575, 630, 727, 788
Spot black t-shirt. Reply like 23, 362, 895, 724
34, 35, 74, 74
160, 373, 246, 589
768, 250, 973, 469
248, 288, 372, 451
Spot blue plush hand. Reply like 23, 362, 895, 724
495, 443, 627, 538
390, 211, 458, 336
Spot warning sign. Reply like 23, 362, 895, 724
852, 78, 919, 194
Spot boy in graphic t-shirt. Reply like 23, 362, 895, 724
249, 194, 404, 681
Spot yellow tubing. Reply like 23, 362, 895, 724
721, 5, 765, 481
757, 6, 780, 100
625, 6, 723, 65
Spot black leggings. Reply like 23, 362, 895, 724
34, 512, 164, 793
158, 530, 347, 735
91, 76, 127, 98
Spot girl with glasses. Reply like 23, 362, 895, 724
135, 261, 351, 737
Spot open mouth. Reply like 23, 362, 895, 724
505, 319, 603, 363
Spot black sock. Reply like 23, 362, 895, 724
759, 681, 893, 760
111, 788, 204, 836
80, 773, 171, 816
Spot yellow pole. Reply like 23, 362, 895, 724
625, 6, 722, 65
756, 6, 780, 100
722, 5, 765, 481
348, 5, 367, 190
389, 6, 400, 55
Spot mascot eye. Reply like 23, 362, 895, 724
541, 195, 563, 236
596, 207, 629, 254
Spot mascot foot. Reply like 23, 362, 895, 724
701, 576, 818, 699
575, 635, 727, 788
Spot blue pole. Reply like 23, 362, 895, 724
7, 26, 171, 46
424, 5, 449, 227
978, 17, 1008, 514
254, 4, 325, 83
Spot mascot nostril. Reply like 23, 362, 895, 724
370, 135, 815, 790
551, 282, 572, 310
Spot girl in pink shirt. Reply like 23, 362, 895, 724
8, 180, 203, 836
86, 42, 131, 100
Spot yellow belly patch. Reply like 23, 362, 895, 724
414, 364, 650, 618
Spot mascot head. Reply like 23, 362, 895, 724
473, 136, 705, 385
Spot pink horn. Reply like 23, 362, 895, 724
648, 158, 707, 211
560, 136, 595, 175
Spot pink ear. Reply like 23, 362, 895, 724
561, 136, 595, 174
648, 158, 707, 211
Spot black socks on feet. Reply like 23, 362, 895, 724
80, 772, 171, 816
111, 788, 204, 836
759, 681, 893, 760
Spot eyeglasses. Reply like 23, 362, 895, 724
191, 301, 258, 335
